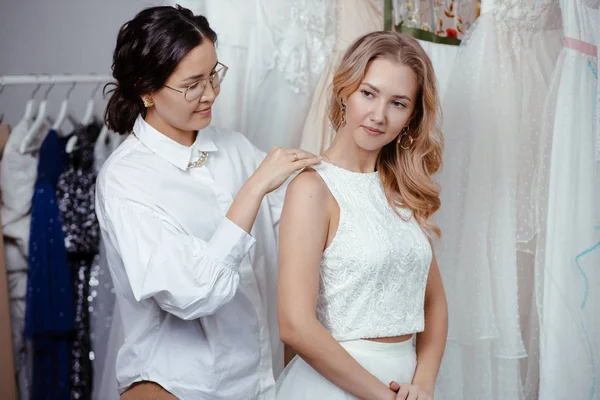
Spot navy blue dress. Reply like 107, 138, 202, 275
25, 130, 74, 400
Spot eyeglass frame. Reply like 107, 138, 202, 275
164, 62, 229, 101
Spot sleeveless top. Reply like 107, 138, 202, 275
311, 162, 432, 341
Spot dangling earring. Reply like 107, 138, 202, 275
340, 103, 347, 127
397, 126, 413, 150
142, 95, 154, 108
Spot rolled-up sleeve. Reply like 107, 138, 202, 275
101, 196, 255, 320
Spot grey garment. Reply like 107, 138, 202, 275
1, 120, 50, 258
0, 119, 48, 400
94, 300, 122, 400
92, 128, 121, 400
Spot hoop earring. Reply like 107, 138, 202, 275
142, 95, 154, 108
397, 126, 413, 150
340, 103, 346, 127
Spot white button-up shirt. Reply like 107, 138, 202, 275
95, 116, 284, 399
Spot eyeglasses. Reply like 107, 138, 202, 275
164, 62, 228, 102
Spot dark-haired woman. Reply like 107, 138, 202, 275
95, 6, 320, 400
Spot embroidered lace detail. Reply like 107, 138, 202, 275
462, 0, 561, 50
311, 162, 432, 341
490, 0, 561, 47
270, 0, 336, 94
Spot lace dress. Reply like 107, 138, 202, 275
244, 0, 336, 152
433, 1, 563, 399
170, 0, 334, 152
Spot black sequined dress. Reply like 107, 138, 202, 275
56, 122, 102, 399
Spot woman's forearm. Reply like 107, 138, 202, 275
226, 178, 265, 233
281, 319, 396, 400
412, 295, 448, 393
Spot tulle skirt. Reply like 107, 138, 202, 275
276, 339, 416, 399
432, 7, 563, 399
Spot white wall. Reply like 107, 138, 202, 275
0, 0, 165, 126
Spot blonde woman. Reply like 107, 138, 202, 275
277, 32, 448, 400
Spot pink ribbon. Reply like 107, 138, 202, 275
563, 36, 597, 57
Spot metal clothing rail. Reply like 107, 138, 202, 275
0, 74, 113, 85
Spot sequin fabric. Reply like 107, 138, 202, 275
56, 122, 102, 400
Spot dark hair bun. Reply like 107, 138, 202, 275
104, 5, 217, 134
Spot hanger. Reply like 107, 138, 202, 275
53, 81, 77, 132
67, 80, 99, 154
20, 74, 53, 153
67, 79, 105, 154
97, 125, 110, 146
65, 129, 79, 153
17, 74, 42, 129
96, 80, 114, 152
81, 80, 102, 126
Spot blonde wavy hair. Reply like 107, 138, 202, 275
328, 31, 443, 238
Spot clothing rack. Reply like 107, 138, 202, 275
0, 73, 113, 398
1, 74, 112, 86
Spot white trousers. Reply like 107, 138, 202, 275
276, 339, 417, 399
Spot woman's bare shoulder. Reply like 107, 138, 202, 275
285, 167, 331, 204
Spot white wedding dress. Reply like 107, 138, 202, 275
173, 0, 258, 133
171, 0, 332, 152
243, 0, 336, 152
535, 1, 600, 399
433, 1, 563, 399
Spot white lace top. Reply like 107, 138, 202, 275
312, 162, 433, 341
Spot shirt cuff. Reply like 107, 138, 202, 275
206, 218, 256, 268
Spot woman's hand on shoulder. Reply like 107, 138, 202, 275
247, 147, 321, 195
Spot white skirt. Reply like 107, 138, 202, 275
276, 339, 417, 399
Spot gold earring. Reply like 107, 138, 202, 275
398, 126, 413, 150
142, 95, 154, 108
340, 103, 346, 127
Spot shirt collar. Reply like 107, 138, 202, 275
132, 115, 218, 171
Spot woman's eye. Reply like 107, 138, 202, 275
361, 90, 374, 98
392, 101, 406, 108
